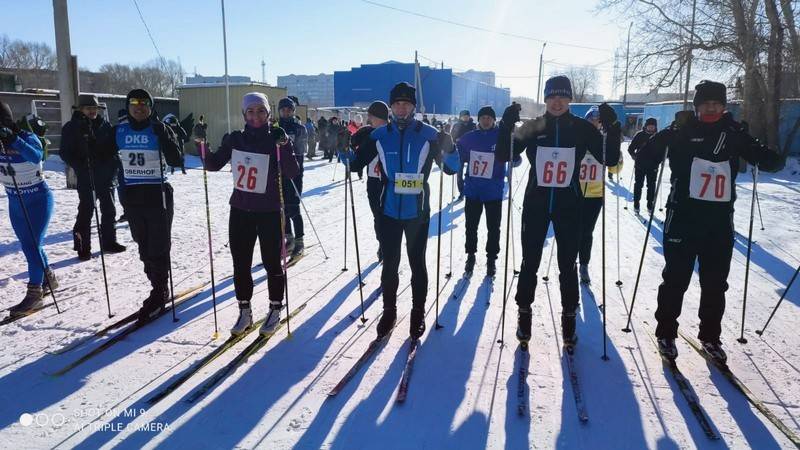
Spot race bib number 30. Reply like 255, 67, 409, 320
469, 151, 495, 179
536, 146, 576, 188
689, 157, 731, 202
394, 172, 424, 195
231, 149, 269, 193
120, 149, 162, 180
579, 154, 603, 182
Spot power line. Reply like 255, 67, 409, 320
360, 0, 612, 52
131, 0, 166, 67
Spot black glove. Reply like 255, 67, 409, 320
271, 126, 288, 145
501, 103, 522, 128
672, 110, 694, 130
598, 103, 617, 129
0, 127, 16, 146
438, 131, 454, 153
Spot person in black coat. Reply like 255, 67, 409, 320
60, 94, 126, 260
627, 117, 658, 212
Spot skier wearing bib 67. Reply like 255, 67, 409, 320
636, 80, 785, 362
496, 76, 621, 347
203, 92, 299, 337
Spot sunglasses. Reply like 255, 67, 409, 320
129, 98, 152, 107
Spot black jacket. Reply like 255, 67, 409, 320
627, 129, 655, 163
60, 111, 115, 168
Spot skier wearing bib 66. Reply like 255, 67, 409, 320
636, 80, 785, 362
496, 76, 621, 347
203, 92, 299, 337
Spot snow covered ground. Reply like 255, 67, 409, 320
1, 143, 799, 449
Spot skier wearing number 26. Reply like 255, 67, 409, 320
635, 80, 785, 363
495, 75, 621, 347
202, 92, 299, 337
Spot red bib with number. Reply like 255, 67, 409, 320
689, 157, 731, 202
536, 146, 576, 188
469, 150, 495, 179
368, 155, 382, 179
231, 149, 269, 193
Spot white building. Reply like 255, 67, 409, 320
276, 73, 334, 107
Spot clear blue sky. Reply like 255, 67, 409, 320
4, 0, 641, 99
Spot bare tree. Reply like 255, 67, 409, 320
0, 34, 56, 70
98, 58, 184, 97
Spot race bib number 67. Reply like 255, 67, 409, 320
231, 149, 269, 193
469, 150, 495, 179
689, 157, 731, 202
536, 146, 576, 188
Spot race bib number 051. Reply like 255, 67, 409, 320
231, 149, 269, 193
394, 172, 424, 195
579, 154, 603, 182
469, 150, 495, 179
689, 157, 731, 202
536, 146, 576, 188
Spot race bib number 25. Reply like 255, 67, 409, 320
689, 157, 731, 202
231, 149, 269, 193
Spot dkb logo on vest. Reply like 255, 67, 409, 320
125, 135, 151, 145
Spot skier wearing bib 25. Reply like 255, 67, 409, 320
636, 80, 785, 362
455, 105, 521, 277
342, 82, 461, 340
203, 92, 299, 336
496, 76, 621, 346
0, 101, 56, 316
104, 89, 183, 324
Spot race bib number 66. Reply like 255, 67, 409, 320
536, 146, 576, 188
231, 149, 269, 193
689, 157, 731, 202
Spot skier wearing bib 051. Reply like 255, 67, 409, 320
342, 82, 461, 340
496, 76, 621, 346
203, 92, 299, 337
0, 101, 56, 316
576, 106, 623, 284
350, 100, 390, 262
104, 89, 183, 324
455, 105, 521, 277
635, 80, 785, 362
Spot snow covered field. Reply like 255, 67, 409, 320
1, 143, 799, 449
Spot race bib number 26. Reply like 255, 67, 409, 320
231, 149, 269, 193
536, 146, 576, 188
689, 157, 731, 202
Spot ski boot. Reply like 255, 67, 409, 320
102, 241, 127, 253
284, 233, 295, 256
376, 307, 397, 340
230, 301, 254, 336
562, 310, 578, 351
9, 284, 44, 317
486, 257, 497, 278
74, 231, 91, 261
259, 303, 283, 336
137, 285, 168, 325
701, 340, 727, 364
410, 307, 426, 339
657, 338, 678, 361
633, 202, 640, 214
117, 214, 127, 223
465, 253, 476, 274
292, 237, 304, 258
516, 306, 532, 343
42, 267, 59, 296
647, 201, 655, 214
579, 264, 590, 284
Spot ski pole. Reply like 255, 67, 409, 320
345, 158, 367, 323
624, 171, 634, 210
657, 174, 664, 212
435, 158, 445, 330
289, 178, 329, 259
622, 145, 669, 333
446, 175, 454, 279
331, 154, 338, 181
615, 173, 623, 287
737, 166, 759, 344
341, 153, 348, 272
0, 140, 60, 314
601, 133, 608, 361
498, 129, 515, 345
198, 140, 219, 337
86, 153, 114, 318
756, 262, 800, 337
511, 195, 518, 275
156, 137, 177, 322
755, 184, 765, 231
542, 236, 555, 282
275, 142, 292, 335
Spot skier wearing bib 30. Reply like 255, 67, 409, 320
203, 92, 299, 336
342, 82, 461, 340
456, 105, 520, 277
0, 101, 56, 316
496, 76, 621, 346
105, 89, 183, 324
636, 80, 785, 362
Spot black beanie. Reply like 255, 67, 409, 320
389, 82, 416, 106
544, 75, 573, 100
126, 88, 154, 107
367, 101, 389, 121
645, 117, 657, 127
477, 105, 496, 120
693, 80, 726, 107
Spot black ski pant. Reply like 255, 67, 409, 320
125, 185, 173, 298
633, 164, 657, 208
367, 178, 383, 251
515, 190, 581, 313
578, 197, 603, 265
284, 162, 304, 239
73, 165, 117, 251
380, 215, 429, 311
229, 207, 285, 309
655, 208, 733, 343
464, 197, 501, 260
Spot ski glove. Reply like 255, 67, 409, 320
598, 103, 618, 129
501, 103, 522, 129
270, 126, 288, 145
0, 127, 16, 146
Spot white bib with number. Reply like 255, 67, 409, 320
231, 149, 269, 193
368, 155, 381, 179
469, 150, 495, 179
579, 154, 603, 182
120, 149, 163, 180
535, 146, 576, 188
689, 157, 731, 202
0, 161, 43, 189
394, 172, 424, 195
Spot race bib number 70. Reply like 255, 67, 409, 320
689, 157, 731, 202
536, 146, 576, 188
231, 149, 269, 193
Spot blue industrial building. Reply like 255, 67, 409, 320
334, 61, 510, 115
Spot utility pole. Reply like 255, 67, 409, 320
536, 42, 547, 105
683, 0, 697, 110
623, 22, 632, 106
414, 51, 425, 113
261, 58, 266, 83
221, 0, 231, 133
52, 0, 77, 125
